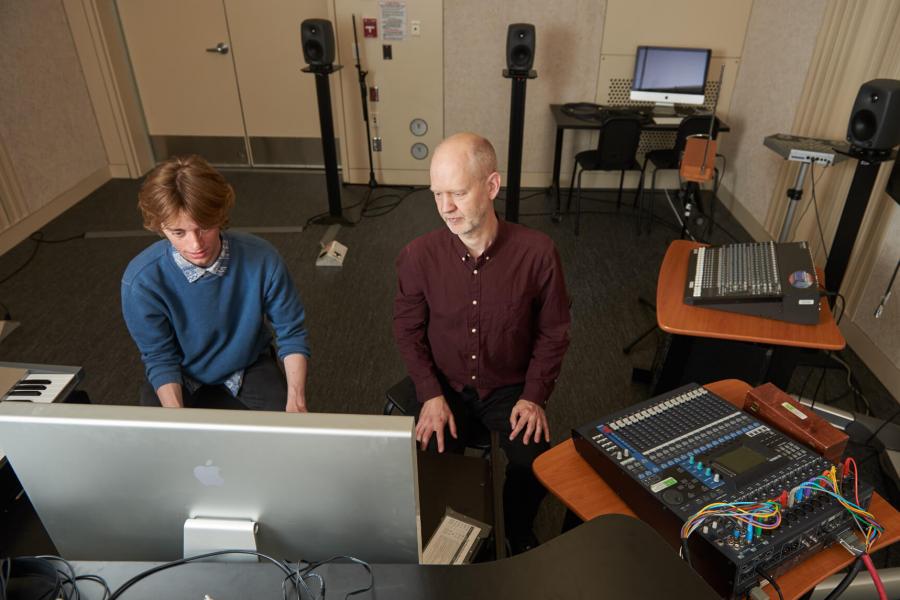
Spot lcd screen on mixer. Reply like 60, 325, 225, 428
713, 445, 767, 476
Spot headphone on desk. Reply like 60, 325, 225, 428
2, 557, 63, 600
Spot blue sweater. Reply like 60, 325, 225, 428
121, 231, 310, 391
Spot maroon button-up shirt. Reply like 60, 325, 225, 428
393, 219, 570, 407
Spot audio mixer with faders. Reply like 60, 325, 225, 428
573, 383, 876, 598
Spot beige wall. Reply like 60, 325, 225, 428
718, 0, 829, 228
0, 0, 108, 216
444, 0, 606, 187
0, 0, 111, 254
444, 0, 753, 189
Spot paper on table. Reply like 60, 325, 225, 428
422, 514, 485, 564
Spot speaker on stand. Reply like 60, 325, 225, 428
301, 19, 346, 224
502, 24, 537, 223
825, 79, 900, 306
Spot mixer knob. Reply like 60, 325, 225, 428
705, 467, 712, 477
624, 449, 630, 458
616, 452, 623, 460
713, 473, 720, 483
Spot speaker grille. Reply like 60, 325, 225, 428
304, 41, 323, 62
850, 109, 877, 142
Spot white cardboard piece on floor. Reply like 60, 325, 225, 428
316, 240, 348, 267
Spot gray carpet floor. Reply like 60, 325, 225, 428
0, 170, 896, 548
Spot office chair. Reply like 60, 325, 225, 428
565, 115, 644, 236
639, 115, 721, 235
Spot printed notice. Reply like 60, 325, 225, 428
380, 1, 406, 41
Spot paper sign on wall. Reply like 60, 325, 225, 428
380, 1, 406, 41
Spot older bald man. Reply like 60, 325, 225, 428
393, 132, 571, 554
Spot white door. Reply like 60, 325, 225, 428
117, 0, 248, 163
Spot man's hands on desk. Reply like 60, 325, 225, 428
415, 395, 550, 452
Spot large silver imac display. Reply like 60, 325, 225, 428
630, 46, 711, 113
0, 402, 421, 563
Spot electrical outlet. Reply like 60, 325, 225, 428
410, 20, 421, 36
372, 137, 383, 152
371, 112, 378, 126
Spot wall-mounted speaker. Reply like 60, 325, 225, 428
301, 19, 335, 67
506, 24, 535, 72
846, 79, 900, 151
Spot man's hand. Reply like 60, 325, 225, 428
286, 392, 307, 413
283, 353, 308, 413
156, 382, 184, 408
415, 395, 457, 452
509, 399, 550, 445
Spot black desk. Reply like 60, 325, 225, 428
68, 515, 719, 599
548, 104, 730, 217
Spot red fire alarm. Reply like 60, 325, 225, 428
363, 18, 377, 38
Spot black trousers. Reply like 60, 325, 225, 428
415, 379, 550, 545
140, 350, 287, 411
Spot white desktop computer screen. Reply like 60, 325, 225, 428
630, 46, 711, 109
0, 402, 421, 563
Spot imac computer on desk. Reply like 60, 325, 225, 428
0, 402, 421, 563
630, 46, 711, 118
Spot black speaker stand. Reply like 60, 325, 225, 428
502, 68, 537, 223
303, 64, 349, 224
824, 146, 897, 306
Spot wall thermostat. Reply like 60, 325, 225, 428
409, 118, 428, 136
411, 142, 428, 160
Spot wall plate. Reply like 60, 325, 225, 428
409, 118, 428, 136
411, 142, 428, 160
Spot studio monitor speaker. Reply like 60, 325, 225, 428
301, 19, 335, 66
506, 24, 535, 72
846, 79, 900, 151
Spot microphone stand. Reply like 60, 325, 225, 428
352, 14, 378, 195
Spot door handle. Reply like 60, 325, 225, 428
205, 42, 229, 54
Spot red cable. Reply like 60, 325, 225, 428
861, 553, 888, 600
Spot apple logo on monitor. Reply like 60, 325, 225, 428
193, 459, 225, 486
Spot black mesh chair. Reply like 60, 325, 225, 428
639, 115, 721, 233
565, 115, 644, 236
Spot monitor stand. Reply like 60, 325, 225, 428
183, 517, 259, 562
653, 102, 676, 117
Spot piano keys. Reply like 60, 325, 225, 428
0, 362, 83, 465
1, 373, 77, 403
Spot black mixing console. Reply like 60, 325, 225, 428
684, 241, 822, 325
573, 383, 873, 599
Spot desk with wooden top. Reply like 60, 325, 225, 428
651, 240, 845, 394
533, 379, 900, 600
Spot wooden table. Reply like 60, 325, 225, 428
534, 379, 900, 599
657, 241, 845, 349
651, 241, 846, 394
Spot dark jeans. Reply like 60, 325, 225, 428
140, 350, 287, 411
414, 379, 550, 546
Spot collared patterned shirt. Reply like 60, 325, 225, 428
171, 237, 244, 396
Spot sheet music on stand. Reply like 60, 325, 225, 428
422, 508, 491, 565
